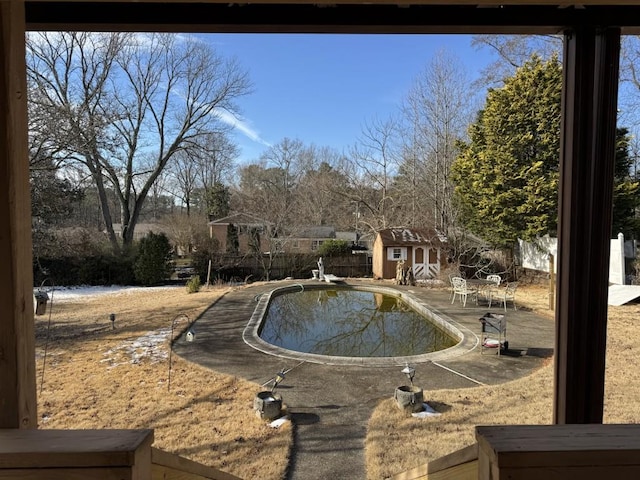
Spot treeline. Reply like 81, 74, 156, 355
29, 33, 640, 284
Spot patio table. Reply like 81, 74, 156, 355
466, 278, 500, 306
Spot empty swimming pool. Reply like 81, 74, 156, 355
244, 284, 467, 365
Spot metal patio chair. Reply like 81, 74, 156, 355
500, 282, 519, 311
483, 274, 502, 307
451, 276, 478, 307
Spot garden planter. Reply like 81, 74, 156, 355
254, 391, 283, 420
394, 385, 424, 413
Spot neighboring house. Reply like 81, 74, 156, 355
282, 226, 366, 253
356, 231, 376, 252
372, 227, 447, 280
283, 226, 336, 253
208, 213, 271, 254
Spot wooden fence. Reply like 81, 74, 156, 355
207, 253, 372, 282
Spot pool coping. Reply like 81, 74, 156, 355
242, 282, 481, 367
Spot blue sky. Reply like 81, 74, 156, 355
204, 34, 497, 163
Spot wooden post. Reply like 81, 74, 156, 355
0, 429, 154, 479
477, 425, 640, 480
555, 27, 620, 424
0, 0, 37, 429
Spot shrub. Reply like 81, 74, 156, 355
318, 239, 351, 257
186, 275, 201, 293
33, 254, 135, 286
133, 232, 173, 286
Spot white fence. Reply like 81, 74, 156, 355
518, 233, 637, 285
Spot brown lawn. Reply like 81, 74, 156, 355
35, 284, 291, 480
365, 284, 640, 479
35, 281, 639, 480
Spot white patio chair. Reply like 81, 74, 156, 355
451, 277, 477, 307
484, 274, 502, 307
448, 274, 457, 301
500, 282, 518, 311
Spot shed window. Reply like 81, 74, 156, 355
387, 247, 407, 261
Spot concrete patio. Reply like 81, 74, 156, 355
173, 278, 555, 480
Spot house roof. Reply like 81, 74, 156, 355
208, 212, 270, 226
291, 226, 336, 239
336, 231, 357, 242
376, 227, 447, 247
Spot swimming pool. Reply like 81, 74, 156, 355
244, 283, 472, 366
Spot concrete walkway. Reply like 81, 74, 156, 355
173, 279, 555, 480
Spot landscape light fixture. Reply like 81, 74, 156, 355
168, 313, 190, 392
186, 327, 196, 342
271, 369, 286, 392
401, 363, 416, 386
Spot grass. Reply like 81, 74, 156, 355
35, 281, 640, 480
364, 284, 640, 479
35, 284, 291, 480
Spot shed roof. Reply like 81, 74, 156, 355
377, 227, 446, 247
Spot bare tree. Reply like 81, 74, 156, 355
168, 131, 238, 217
146, 168, 174, 221
160, 211, 208, 257
399, 49, 475, 234
27, 32, 252, 253
295, 146, 352, 229
259, 137, 306, 222
338, 117, 402, 236
195, 131, 239, 189
169, 149, 199, 216
471, 34, 562, 87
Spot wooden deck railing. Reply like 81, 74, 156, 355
392, 424, 640, 480
391, 444, 478, 480
152, 447, 241, 480
0, 429, 241, 480
7, 424, 640, 480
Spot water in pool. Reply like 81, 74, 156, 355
259, 289, 457, 357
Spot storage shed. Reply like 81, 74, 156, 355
372, 228, 446, 281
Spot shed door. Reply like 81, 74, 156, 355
413, 247, 426, 279
413, 246, 440, 279
428, 248, 440, 277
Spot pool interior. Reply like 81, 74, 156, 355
259, 288, 457, 357
243, 284, 472, 366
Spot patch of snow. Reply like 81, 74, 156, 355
411, 403, 441, 418
34, 284, 191, 369
35, 285, 182, 303
270, 416, 290, 428
102, 328, 172, 367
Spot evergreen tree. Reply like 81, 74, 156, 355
206, 182, 231, 220
453, 54, 640, 248
133, 232, 173, 286
31, 159, 84, 256
612, 127, 640, 239
451, 55, 562, 247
